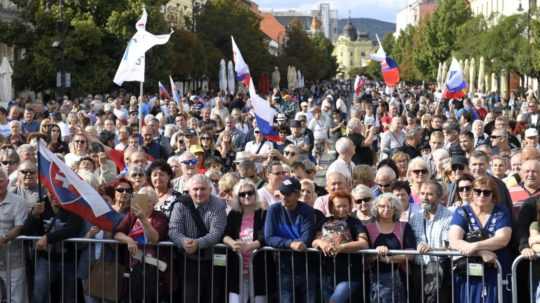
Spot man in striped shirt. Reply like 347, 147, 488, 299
169, 174, 227, 303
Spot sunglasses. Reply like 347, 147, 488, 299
182, 159, 198, 166
0, 161, 15, 166
452, 164, 465, 171
74, 140, 86, 144
458, 185, 472, 193
473, 188, 493, 197
115, 188, 133, 194
490, 135, 501, 139
355, 197, 371, 204
412, 169, 428, 175
238, 190, 255, 198
19, 170, 36, 175
201, 136, 211, 140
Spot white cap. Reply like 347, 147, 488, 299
277, 113, 286, 121
525, 128, 538, 138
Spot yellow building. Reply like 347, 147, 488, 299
332, 20, 375, 79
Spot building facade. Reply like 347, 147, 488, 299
269, 3, 339, 42
0, 0, 17, 62
332, 21, 375, 79
469, 0, 535, 19
395, 0, 438, 36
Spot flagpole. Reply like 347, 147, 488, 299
36, 139, 43, 201
139, 81, 143, 133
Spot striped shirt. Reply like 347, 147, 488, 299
168, 195, 227, 250
409, 204, 452, 264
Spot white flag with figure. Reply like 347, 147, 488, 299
113, 8, 173, 86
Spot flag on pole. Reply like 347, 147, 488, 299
231, 36, 251, 88
354, 75, 365, 96
169, 76, 180, 104
249, 79, 279, 141
443, 58, 467, 99
370, 34, 400, 87
37, 140, 122, 232
113, 8, 173, 86
158, 81, 170, 99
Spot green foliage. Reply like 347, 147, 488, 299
279, 21, 336, 82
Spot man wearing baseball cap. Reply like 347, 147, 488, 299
264, 176, 315, 302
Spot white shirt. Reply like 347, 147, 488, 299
258, 186, 281, 207
244, 140, 273, 157
326, 158, 355, 181
0, 123, 10, 138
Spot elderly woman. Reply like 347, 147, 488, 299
8, 120, 25, 146
65, 132, 90, 168
223, 179, 266, 303
380, 117, 405, 156
407, 157, 430, 203
449, 176, 512, 303
109, 177, 133, 215
351, 184, 374, 224
366, 193, 416, 303
146, 160, 182, 220
127, 166, 147, 193
312, 192, 369, 303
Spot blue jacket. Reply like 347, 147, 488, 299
264, 201, 314, 248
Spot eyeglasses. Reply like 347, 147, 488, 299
115, 187, 133, 194
254, 130, 261, 134
238, 190, 255, 198
412, 169, 428, 175
284, 151, 296, 156
201, 136, 211, 140
355, 197, 371, 204
19, 170, 36, 175
473, 188, 493, 197
458, 185, 472, 193
452, 164, 465, 171
74, 140, 86, 144
0, 161, 15, 166
377, 205, 393, 210
490, 135, 501, 139
181, 159, 198, 166
377, 183, 392, 188
130, 173, 144, 178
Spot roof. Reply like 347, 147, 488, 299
260, 13, 286, 43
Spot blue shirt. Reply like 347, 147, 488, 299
264, 201, 314, 248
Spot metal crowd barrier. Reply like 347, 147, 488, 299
0, 236, 243, 303
510, 254, 540, 303
250, 247, 506, 303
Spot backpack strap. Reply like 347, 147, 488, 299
365, 223, 380, 246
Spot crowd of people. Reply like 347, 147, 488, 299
0, 81, 539, 303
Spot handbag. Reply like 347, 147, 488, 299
453, 207, 488, 277
84, 260, 126, 301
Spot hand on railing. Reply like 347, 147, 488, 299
289, 241, 306, 252
478, 250, 497, 264
183, 239, 199, 254
520, 247, 536, 259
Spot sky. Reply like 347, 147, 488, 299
257, 0, 408, 23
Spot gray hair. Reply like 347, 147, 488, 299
335, 137, 353, 155
0, 147, 19, 162
375, 166, 397, 180
407, 157, 430, 176
371, 193, 403, 222
230, 179, 262, 211
351, 184, 373, 200
17, 144, 35, 155
9, 120, 21, 128
188, 174, 213, 190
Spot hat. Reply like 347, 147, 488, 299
238, 159, 256, 169
189, 144, 204, 154
234, 151, 251, 163
525, 128, 539, 138
290, 120, 302, 128
279, 177, 301, 195
451, 155, 468, 167
183, 128, 196, 137
277, 113, 287, 121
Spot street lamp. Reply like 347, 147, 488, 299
192, 0, 202, 32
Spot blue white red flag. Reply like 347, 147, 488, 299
443, 58, 467, 99
37, 140, 122, 232
158, 81, 170, 99
169, 76, 180, 104
370, 34, 400, 87
248, 79, 279, 141
231, 36, 251, 88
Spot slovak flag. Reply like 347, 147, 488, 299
354, 75, 365, 96
370, 34, 400, 87
158, 81, 170, 99
231, 36, 251, 88
248, 79, 279, 141
37, 140, 123, 232
169, 75, 180, 104
443, 58, 467, 99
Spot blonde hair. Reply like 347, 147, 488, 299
230, 179, 262, 211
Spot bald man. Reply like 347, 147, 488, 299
509, 160, 540, 204
314, 171, 349, 216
